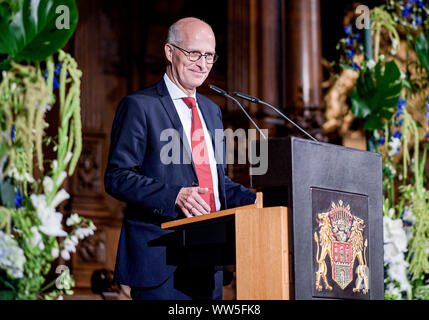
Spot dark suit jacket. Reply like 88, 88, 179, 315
104, 79, 256, 288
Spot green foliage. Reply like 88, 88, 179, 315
0, 0, 23, 22
350, 60, 403, 130
0, 0, 78, 68
0, 0, 93, 300
337, 2, 429, 300
415, 31, 429, 76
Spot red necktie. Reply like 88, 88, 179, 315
182, 97, 216, 213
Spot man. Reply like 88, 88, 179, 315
104, 17, 256, 300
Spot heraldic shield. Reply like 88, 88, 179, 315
312, 188, 370, 299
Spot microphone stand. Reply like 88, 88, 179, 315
208, 85, 267, 140
232, 92, 318, 142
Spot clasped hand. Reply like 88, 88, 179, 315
175, 187, 211, 217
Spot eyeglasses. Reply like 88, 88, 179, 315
169, 43, 219, 64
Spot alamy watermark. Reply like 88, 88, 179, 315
159, 128, 269, 176
355, 5, 371, 30
55, 5, 70, 30
55, 264, 71, 290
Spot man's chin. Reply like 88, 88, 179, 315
189, 79, 207, 89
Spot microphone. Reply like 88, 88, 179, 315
208, 84, 267, 140
232, 91, 318, 142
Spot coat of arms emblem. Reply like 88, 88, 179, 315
313, 200, 369, 294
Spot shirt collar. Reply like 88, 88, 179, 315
163, 73, 196, 101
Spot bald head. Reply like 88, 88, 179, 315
164, 17, 217, 96
167, 17, 215, 46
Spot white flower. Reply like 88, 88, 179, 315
383, 216, 412, 295
8, 167, 24, 182
56, 171, 67, 187
63, 238, 76, 253
7, 168, 35, 183
0, 231, 26, 279
367, 59, 376, 69
43, 176, 54, 194
387, 261, 411, 293
385, 282, 402, 299
61, 249, 70, 261
29, 226, 45, 250
383, 216, 408, 252
70, 236, 78, 246
31, 194, 67, 237
388, 137, 401, 157
51, 248, 59, 259
75, 227, 94, 239
384, 243, 405, 264
50, 189, 70, 208
391, 39, 399, 55
66, 213, 80, 226
24, 173, 35, 183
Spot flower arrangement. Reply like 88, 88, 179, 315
0, 0, 95, 299
330, 0, 429, 299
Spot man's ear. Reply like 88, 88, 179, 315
164, 44, 173, 63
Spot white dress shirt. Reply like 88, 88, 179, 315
163, 73, 221, 211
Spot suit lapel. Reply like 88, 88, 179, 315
156, 80, 196, 176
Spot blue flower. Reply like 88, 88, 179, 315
55, 62, 62, 76
379, 137, 385, 145
15, 190, 23, 208
401, 9, 411, 18
43, 63, 67, 90
10, 125, 15, 141
350, 62, 360, 70
346, 48, 355, 59
398, 98, 407, 109
53, 77, 60, 90
415, 16, 423, 25
426, 132, 429, 139
393, 131, 402, 139
426, 102, 429, 111
43, 71, 60, 90
344, 25, 353, 35
410, 0, 425, 9
345, 37, 355, 46
396, 99, 406, 117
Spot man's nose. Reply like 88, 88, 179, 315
195, 56, 208, 69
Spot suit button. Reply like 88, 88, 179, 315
192, 180, 199, 187
153, 209, 163, 215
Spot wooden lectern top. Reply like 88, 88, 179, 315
161, 192, 263, 229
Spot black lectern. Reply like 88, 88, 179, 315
251, 137, 384, 300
